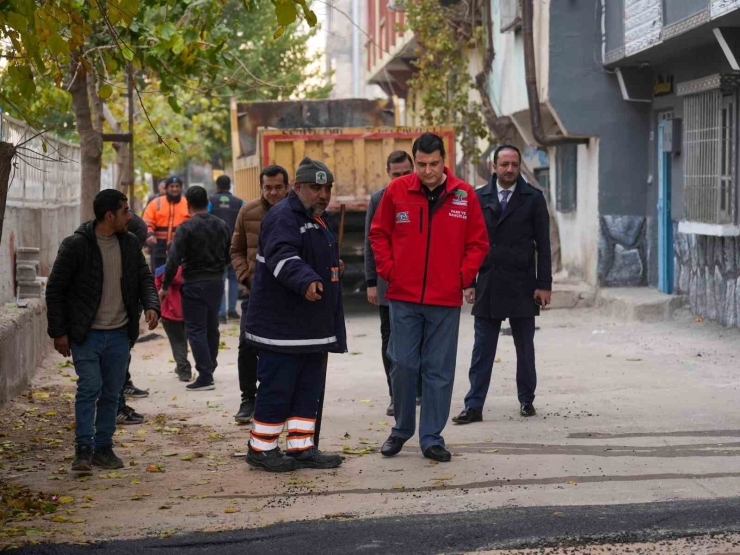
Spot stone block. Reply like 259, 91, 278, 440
715, 266, 727, 325
15, 247, 40, 265
15, 265, 37, 282
680, 264, 690, 294
676, 232, 690, 264
597, 227, 613, 282
17, 281, 42, 299
726, 279, 737, 328
706, 237, 715, 269
725, 237, 737, 275
688, 234, 697, 270
706, 267, 717, 321
673, 258, 680, 293
696, 235, 706, 268
689, 270, 697, 313
697, 266, 707, 318
605, 244, 644, 286
602, 215, 645, 247
714, 237, 725, 268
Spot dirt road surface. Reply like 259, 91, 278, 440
1, 300, 739, 551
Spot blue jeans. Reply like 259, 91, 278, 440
219, 265, 239, 317
464, 316, 537, 409
71, 328, 130, 448
388, 300, 460, 452
182, 280, 224, 383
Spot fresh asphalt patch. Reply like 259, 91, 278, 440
16, 496, 740, 554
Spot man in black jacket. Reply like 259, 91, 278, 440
452, 145, 552, 422
160, 185, 231, 392
47, 189, 160, 473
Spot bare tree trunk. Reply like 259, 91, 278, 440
70, 58, 103, 222
0, 141, 17, 248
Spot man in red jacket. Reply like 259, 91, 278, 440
369, 133, 488, 462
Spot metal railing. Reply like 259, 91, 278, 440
1, 114, 81, 209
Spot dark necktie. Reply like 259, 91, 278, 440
500, 189, 511, 212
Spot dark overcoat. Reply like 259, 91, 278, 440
472, 174, 552, 319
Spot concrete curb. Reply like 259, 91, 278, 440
595, 287, 688, 322
0, 299, 51, 405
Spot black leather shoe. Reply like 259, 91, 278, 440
452, 407, 482, 424
381, 435, 407, 457
235, 398, 255, 424
520, 403, 536, 417
423, 445, 452, 462
288, 447, 342, 469
247, 446, 298, 473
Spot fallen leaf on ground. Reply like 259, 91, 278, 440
378, 421, 389, 426
434, 476, 453, 481
359, 399, 372, 403
566, 480, 577, 485
342, 445, 373, 455
50, 515, 70, 523
79, 504, 93, 509
146, 464, 164, 473
32, 392, 50, 400
224, 507, 238, 514
391, 483, 405, 490
479, 449, 499, 454
45, 411, 57, 417
136, 430, 147, 436
57, 496, 74, 504
180, 454, 194, 461
358, 438, 378, 445
494, 358, 502, 363
163, 452, 178, 457
130, 479, 140, 486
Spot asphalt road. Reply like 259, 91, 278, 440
17, 496, 740, 554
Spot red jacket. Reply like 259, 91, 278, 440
369, 169, 489, 307
154, 265, 183, 321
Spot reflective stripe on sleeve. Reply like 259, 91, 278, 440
274, 256, 301, 278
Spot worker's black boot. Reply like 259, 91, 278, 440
246, 445, 297, 473
288, 447, 342, 469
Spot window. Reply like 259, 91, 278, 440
500, 0, 521, 33
534, 168, 551, 204
683, 90, 737, 224
556, 144, 577, 213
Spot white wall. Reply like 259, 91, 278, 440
550, 138, 600, 286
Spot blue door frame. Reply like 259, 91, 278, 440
657, 120, 674, 294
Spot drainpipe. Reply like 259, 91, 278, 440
351, 0, 361, 98
521, 0, 587, 146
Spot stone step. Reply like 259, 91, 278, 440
596, 287, 688, 322
550, 281, 596, 309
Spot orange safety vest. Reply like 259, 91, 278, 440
143, 196, 190, 244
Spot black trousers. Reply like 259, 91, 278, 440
182, 280, 223, 382
379, 305, 393, 397
162, 318, 191, 376
464, 316, 537, 408
379, 304, 422, 400
238, 297, 258, 401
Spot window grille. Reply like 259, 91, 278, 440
682, 89, 737, 224
556, 144, 577, 213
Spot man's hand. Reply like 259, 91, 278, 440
464, 287, 476, 305
367, 286, 378, 305
146, 235, 157, 246
534, 289, 551, 308
339, 259, 345, 277
54, 335, 71, 358
305, 281, 323, 301
145, 309, 159, 330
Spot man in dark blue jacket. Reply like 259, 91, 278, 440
244, 157, 347, 473
208, 175, 245, 324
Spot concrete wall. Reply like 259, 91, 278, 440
0, 299, 52, 404
548, 1, 651, 286
0, 204, 80, 304
605, 0, 624, 54
550, 139, 600, 286
675, 231, 740, 328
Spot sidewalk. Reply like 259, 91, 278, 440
1, 302, 739, 547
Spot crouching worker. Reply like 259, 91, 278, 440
244, 157, 347, 472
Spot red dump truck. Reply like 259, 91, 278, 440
230, 98, 455, 291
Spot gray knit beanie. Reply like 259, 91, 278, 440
295, 157, 334, 185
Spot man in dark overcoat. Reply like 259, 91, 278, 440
452, 145, 552, 421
